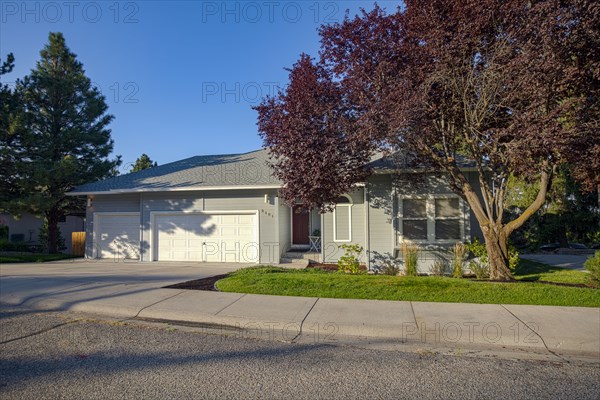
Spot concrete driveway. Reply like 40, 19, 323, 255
520, 254, 592, 271
0, 259, 245, 316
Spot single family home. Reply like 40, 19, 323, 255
69, 149, 483, 271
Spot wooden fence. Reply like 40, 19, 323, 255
72, 232, 86, 256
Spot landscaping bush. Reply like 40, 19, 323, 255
371, 252, 402, 275
401, 243, 420, 276
337, 244, 363, 274
38, 219, 66, 252
429, 259, 448, 276
467, 237, 520, 275
584, 251, 600, 287
451, 242, 467, 278
0, 225, 8, 241
469, 260, 489, 279
0, 240, 32, 252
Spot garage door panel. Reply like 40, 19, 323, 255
155, 213, 257, 262
96, 214, 140, 260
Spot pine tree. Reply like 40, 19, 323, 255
0, 53, 26, 210
131, 153, 157, 172
17, 32, 121, 253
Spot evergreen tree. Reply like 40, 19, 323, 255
131, 153, 157, 172
0, 53, 26, 210
16, 33, 121, 253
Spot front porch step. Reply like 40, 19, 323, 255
284, 251, 321, 261
278, 257, 310, 269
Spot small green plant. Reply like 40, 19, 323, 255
467, 237, 519, 275
337, 244, 363, 274
381, 259, 401, 276
451, 242, 467, 278
0, 240, 32, 252
584, 251, 600, 287
469, 260, 489, 279
312, 229, 321, 237
401, 243, 420, 276
371, 252, 401, 275
38, 219, 66, 252
0, 225, 8, 241
429, 259, 448, 276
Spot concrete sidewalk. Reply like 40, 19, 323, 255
1, 260, 599, 362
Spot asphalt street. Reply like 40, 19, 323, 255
1, 307, 598, 399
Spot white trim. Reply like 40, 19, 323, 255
92, 212, 141, 259
333, 195, 353, 242
68, 185, 281, 196
149, 210, 260, 263
397, 194, 465, 245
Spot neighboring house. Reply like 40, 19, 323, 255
68, 149, 483, 271
0, 212, 85, 253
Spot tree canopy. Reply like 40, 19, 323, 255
5, 32, 120, 252
255, 1, 599, 280
131, 153, 157, 173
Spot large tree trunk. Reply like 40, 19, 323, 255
46, 209, 60, 254
482, 226, 513, 281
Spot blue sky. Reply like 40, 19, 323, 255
1, 1, 400, 172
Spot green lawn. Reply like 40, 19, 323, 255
216, 263, 600, 307
514, 258, 591, 285
0, 253, 81, 263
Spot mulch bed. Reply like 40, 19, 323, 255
163, 274, 230, 291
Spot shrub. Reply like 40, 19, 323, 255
337, 244, 363, 274
401, 243, 420, 276
584, 251, 600, 287
0, 225, 8, 241
451, 242, 467, 278
0, 240, 31, 252
429, 259, 448, 276
469, 260, 489, 279
370, 252, 401, 275
467, 237, 519, 274
38, 219, 66, 252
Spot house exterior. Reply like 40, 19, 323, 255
68, 149, 483, 272
0, 212, 85, 253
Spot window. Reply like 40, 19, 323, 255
400, 196, 462, 242
333, 195, 352, 242
402, 199, 427, 240
435, 198, 461, 240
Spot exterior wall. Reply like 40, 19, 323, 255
0, 212, 84, 253
85, 194, 141, 258
140, 189, 279, 263
365, 171, 485, 274
321, 189, 367, 263
366, 175, 395, 266
277, 198, 291, 258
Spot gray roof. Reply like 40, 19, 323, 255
70, 149, 280, 194
368, 151, 476, 171
70, 148, 477, 195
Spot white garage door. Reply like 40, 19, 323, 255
95, 213, 140, 260
155, 213, 258, 263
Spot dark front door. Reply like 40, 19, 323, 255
292, 205, 309, 245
